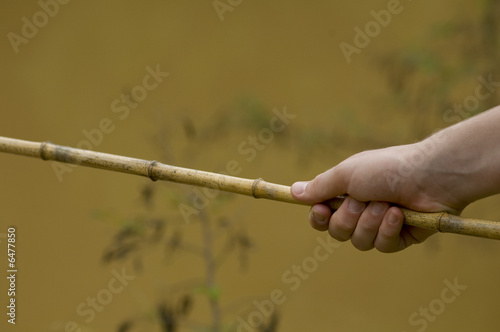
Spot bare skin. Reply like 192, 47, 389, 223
291, 106, 500, 253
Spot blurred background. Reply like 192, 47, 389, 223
1, 0, 500, 331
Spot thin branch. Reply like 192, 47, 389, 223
199, 210, 222, 331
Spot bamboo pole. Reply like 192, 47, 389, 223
1, 136, 500, 240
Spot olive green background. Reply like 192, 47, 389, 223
1, 1, 500, 331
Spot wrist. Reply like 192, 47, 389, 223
416, 124, 500, 206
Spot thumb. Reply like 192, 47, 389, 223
291, 167, 348, 204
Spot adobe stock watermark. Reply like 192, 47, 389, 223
7, 0, 72, 54
51, 64, 169, 182
403, 277, 467, 332
213, 0, 243, 21
385, 132, 447, 193
442, 74, 500, 123
59, 267, 136, 332
235, 235, 341, 331
339, 0, 404, 64
178, 106, 296, 224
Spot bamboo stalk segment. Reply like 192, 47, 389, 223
434, 213, 500, 239
1, 136, 500, 240
0, 136, 41, 158
322, 200, 500, 239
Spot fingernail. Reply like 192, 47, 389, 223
292, 181, 308, 196
370, 202, 385, 215
388, 211, 398, 225
348, 198, 365, 213
310, 210, 328, 225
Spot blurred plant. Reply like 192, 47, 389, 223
373, 0, 500, 140
96, 91, 388, 330
95, 98, 289, 332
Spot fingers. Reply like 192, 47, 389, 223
328, 198, 391, 251
308, 203, 333, 231
350, 201, 391, 251
306, 195, 436, 252
307, 197, 422, 253
373, 207, 406, 252
375, 208, 437, 252
329, 197, 367, 242
291, 167, 348, 204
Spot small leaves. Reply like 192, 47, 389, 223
102, 241, 138, 263
236, 230, 254, 272
237, 231, 253, 249
155, 293, 195, 332
101, 217, 166, 267
194, 284, 221, 301
141, 184, 155, 209
206, 285, 221, 301
102, 225, 141, 263
182, 115, 197, 141
258, 312, 280, 332
164, 229, 183, 260
158, 303, 178, 332
148, 218, 166, 243
176, 294, 193, 316
117, 320, 134, 332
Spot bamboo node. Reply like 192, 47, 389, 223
148, 160, 158, 182
437, 211, 447, 233
39, 141, 51, 161
251, 178, 263, 199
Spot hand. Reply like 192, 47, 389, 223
291, 142, 467, 253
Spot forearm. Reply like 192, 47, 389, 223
420, 106, 500, 204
